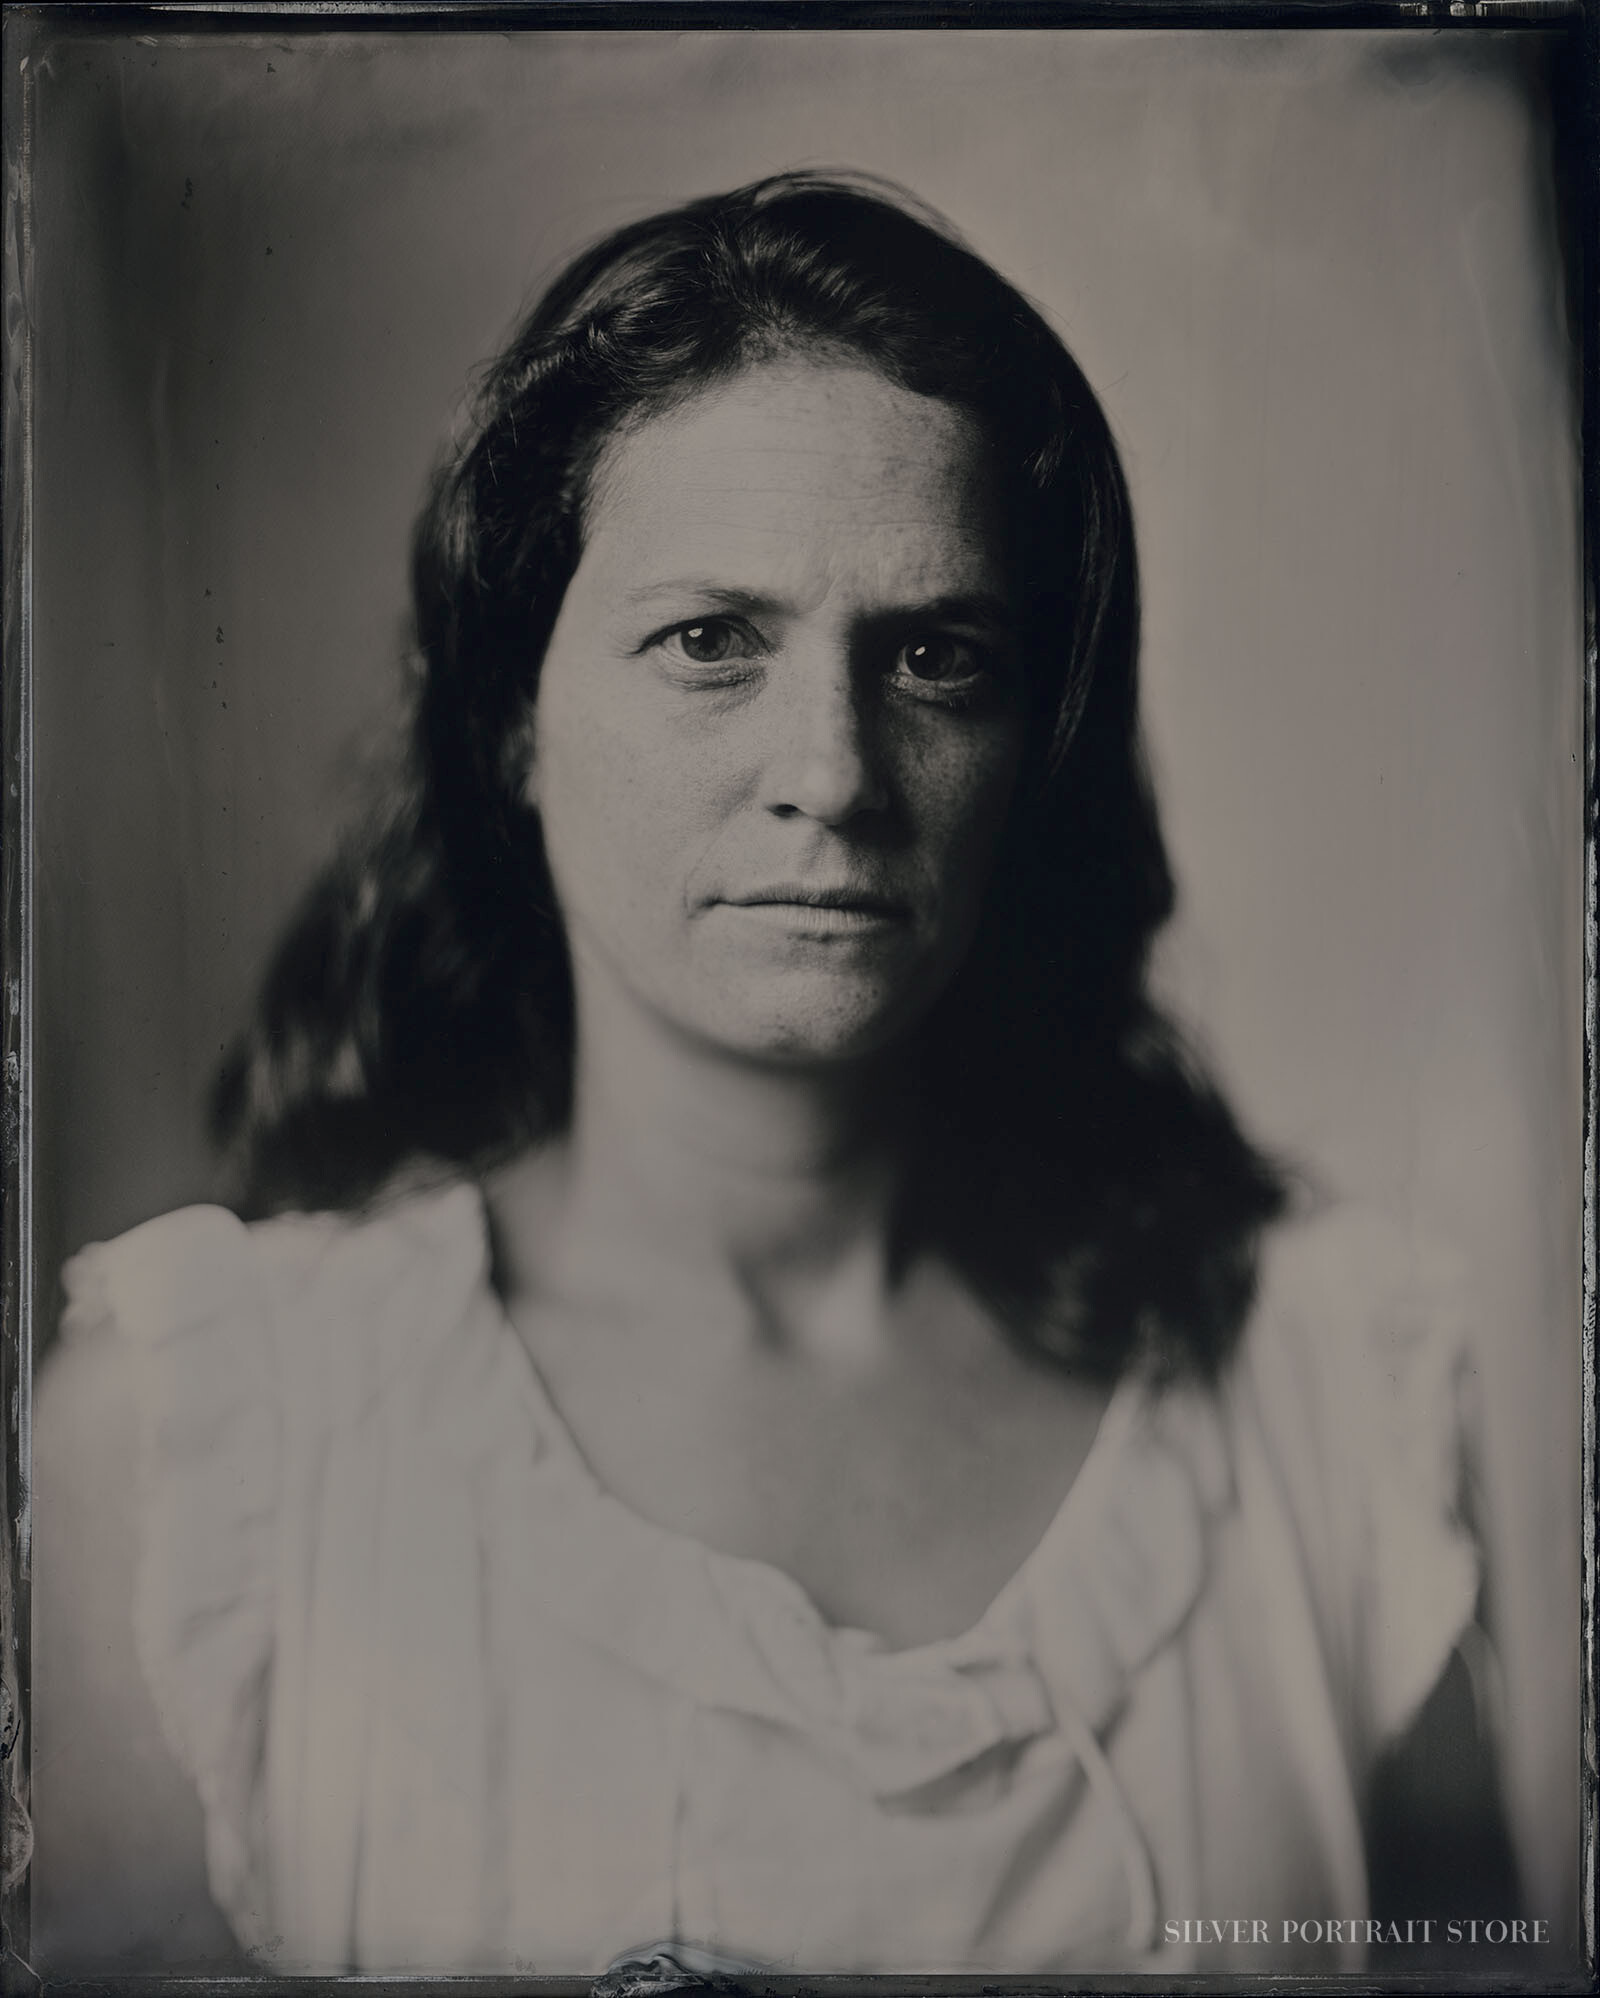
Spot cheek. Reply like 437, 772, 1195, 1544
899, 721, 1025, 877
531, 675, 728, 926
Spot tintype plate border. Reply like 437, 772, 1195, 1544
2, 4, 1594, 1993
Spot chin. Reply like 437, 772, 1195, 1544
685, 971, 935, 1068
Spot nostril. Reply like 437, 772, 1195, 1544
757, 672, 892, 825
767, 755, 889, 826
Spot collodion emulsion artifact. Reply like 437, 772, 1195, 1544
35, 171, 1524, 1976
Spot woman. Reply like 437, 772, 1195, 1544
39, 173, 1501, 1976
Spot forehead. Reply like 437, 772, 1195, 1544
580, 362, 1007, 604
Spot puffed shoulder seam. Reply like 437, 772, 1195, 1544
62, 1203, 282, 1949
1244, 1204, 1481, 1760
61, 1204, 264, 1345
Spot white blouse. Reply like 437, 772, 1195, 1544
61, 1184, 1480, 1978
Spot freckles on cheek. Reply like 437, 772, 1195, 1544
661, 713, 758, 890
898, 724, 1022, 843
542, 692, 745, 917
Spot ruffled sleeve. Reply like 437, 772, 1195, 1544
1241, 1205, 1483, 1775
60, 1207, 283, 1947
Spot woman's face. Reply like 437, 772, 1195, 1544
528, 359, 1026, 1068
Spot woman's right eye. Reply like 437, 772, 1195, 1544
658, 618, 762, 666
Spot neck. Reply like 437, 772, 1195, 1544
497, 972, 922, 1352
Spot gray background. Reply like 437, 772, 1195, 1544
29, 28, 1582, 1939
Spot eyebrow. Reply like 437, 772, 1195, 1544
624, 581, 1017, 631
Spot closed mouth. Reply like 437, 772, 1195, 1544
717, 887, 912, 932
728, 886, 908, 915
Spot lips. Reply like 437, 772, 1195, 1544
724, 884, 910, 916
714, 884, 913, 935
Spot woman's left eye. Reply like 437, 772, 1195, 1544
892, 633, 986, 688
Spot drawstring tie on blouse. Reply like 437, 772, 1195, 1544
1051, 1674, 1158, 1952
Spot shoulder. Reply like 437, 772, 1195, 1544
1248, 1200, 1472, 1386
61, 1165, 491, 1311
57, 1172, 501, 1549
1241, 1202, 1477, 1559
1241, 1203, 1475, 1516
1230, 1201, 1481, 1760
32, 1312, 244, 1967
44, 1172, 495, 1957
61, 1170, 493, 1397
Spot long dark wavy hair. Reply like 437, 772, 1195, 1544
213, 171, 1287, 1379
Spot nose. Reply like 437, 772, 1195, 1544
759, 647, 890, 826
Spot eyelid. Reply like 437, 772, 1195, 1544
883, 630, 1016, 713
639, 614, 770, 660
636, 615, 1008, 693
888, 631, 994, 675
